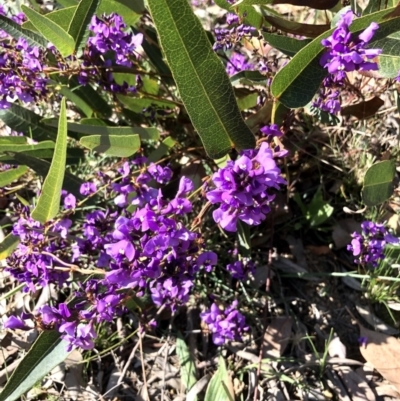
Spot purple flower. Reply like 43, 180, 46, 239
105, 239, 136, 262
3, 315, 31, 330
260, 124, 282, 138
80, 182, 97, 196
64, 193, 76, 209
148, 163, 173, 184
226, 52, 253, 76
315, 11, 381, 113
226, 13, 239, 25
197, 251, 218, 272
200, 301, 248, 345
205, 143, 286, 232
226, 259, 255, 280
213, 25, 256, 51
347, 221, 399, 266
320, 11, 381, 74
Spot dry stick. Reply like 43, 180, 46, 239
253, 247, 274, 401
139, 328, 150, 401
101, 334, 142, 398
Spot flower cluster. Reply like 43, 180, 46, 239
6, 211, 71, 291
78, 13, 143, 93
201, 301, 248, 345
205, 143, 286, 232
213, 24, 255, 51
226, 258, 255, 280
226, 52, 254, 76
4, 161, 220, 349
314, 10, 381, 113
0, 10, 48, 109
348, 221, 399, 267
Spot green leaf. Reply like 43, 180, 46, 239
372, 32, 400, 78
214, 0, 263, 28
22, 6, 76, 33
68, 0, 100, 52
229, 70, 267, 86
147, 0, 255, 158
0, 331, 70, 401
147, 136, 176, 163
176, 333, 197, 394
80, 134, 140, 156
0, 14, 47, 48
271, 6, 400, 108
118, 94, 177, 115
134, 26, 174, 85
263, 32, 311, 57
264, 15, 330, 38
0, 137, 28, 145
97, 0, 141, 26
204, 356, 235, 401
11, 153, 85, 198
57, 85, 93, 117
237, 93, 258, 111
0, 166, 28, 187
57, 0, 78, 6
363, 0, 396, 15
45, 120, 160, 141
362, 160, 395, 207
0, 234, 20, 261
304, 103, 340, 125
306, 188, 334, 227
31, 98, 68, 224
68, 77, 112, 118
0, 104, 57, 142
21, 5, 75, 57
0, 140, 54, 153
0, 148, 83, 165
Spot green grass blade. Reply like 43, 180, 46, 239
0, 331, 70, 401
271, 6, 400, 108
147, 0, 255, 158
21, 5, 75, 57
204, 356, 235, 401
176, 333, 197, 395
31, 97, 68, 223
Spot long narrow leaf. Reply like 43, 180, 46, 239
0, 234, 20, 261
0, 14, 47, 48
0, 331, 70, 401
80, 134, 141, 156
68, 0, 100, 52
0, 166, 28, 187
204, 356, 235, 401
0, 141, 54, 153
12, 153, 85, 199
0, 104, 56, 142
31, 98, 68, 223
147, 0, 255, 158
22, 6, 76, 32
21, 5, 75, 57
